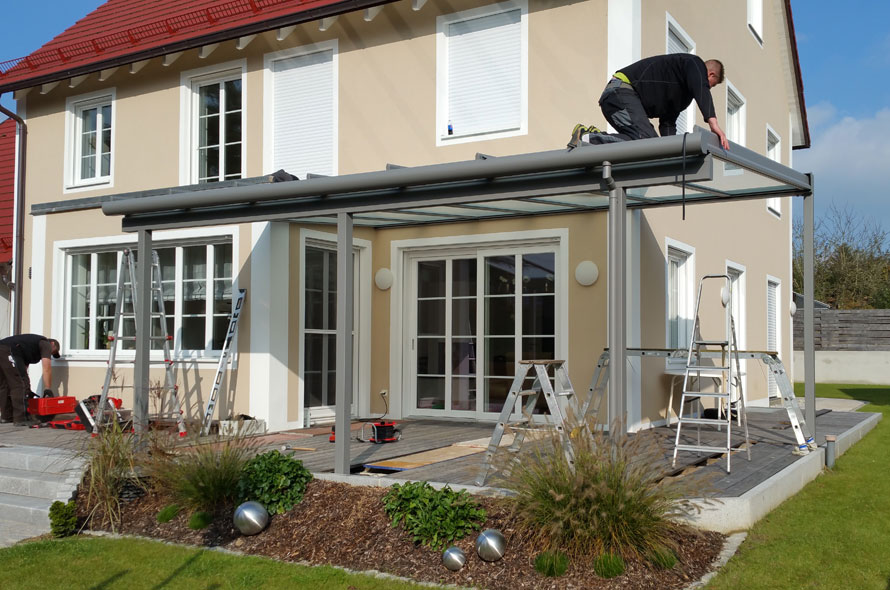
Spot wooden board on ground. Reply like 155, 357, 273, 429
364, 444, 485, 471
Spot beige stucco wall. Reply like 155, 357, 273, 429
16, 0, 800, 429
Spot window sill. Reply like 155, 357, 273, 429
64, 179, 113, 194
436, 126, 524, 147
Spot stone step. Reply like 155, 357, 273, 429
0, 466, 79, 500
0, 491, 53, 527
0, 519, 48, 548
0, 444, 85, 474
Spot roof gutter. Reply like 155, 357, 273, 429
0, 0, 398, 95
784, 0, 810, 149
0, 100, 26, 335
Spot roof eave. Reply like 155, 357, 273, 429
784, 0, 811, 150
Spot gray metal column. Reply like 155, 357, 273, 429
335, 212, 354, 474
803, 185, 815, 438
607, 165, 627, 429
134, 230, 152, 433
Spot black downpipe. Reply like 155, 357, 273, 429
0, 98, 26, 336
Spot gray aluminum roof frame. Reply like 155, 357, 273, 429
98, 128, 816, 475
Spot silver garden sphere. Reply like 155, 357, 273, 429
233, 501, 269, 535
475, 528, 506, 562
442, 546, 467, 571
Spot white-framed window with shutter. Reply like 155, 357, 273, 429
766, 126, 782, 216
665, 238, 695, 369
436, 0, 528, 146
263, 41, 338, 179
748, 0, 764, 45
65, 89, 116, 192
665, 14, 696, 135
766, 276, 780, 397
724, 81, 746, 174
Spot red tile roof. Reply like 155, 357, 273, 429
0, 119, 16, 265
0, 0, 393, 93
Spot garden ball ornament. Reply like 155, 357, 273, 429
475, 528, 506, 562
233, 501, 269, 535
442, 546, 467, 571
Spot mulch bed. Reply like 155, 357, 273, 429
75, 478, 726, 590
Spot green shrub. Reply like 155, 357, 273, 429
156, 504, 181, 524
188, 511, 213, 530
497, 417, 703, 559
82, 418, 144, 532
48, 500, 77, 538
648, 545, 678, 569
593, 552, 625, 578
534, 550, 569, 577
237, 451, 313, 515
142, 431, 256, 511
382, 481, 486, 550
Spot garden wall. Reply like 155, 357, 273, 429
793, 309, 890, 384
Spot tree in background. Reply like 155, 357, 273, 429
793, 204, 890, 309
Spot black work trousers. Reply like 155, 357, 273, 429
590, 78, 659, 144
0, 344, 27, 422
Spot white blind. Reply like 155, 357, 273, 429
667, 28, 693, 134
767, 280, 778, 396
271, 50, 335, 179
446, 9, 521, 138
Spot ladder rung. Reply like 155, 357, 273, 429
678, 417, 731, 426
517, 390, 538, 396
675, 444, 728, 454
555, 391, 573, 397
682, 391, 731, 398
109, 335, 172, 341
693, 340, 729, 346
686, 365, 729, 371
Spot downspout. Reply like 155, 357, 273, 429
0, 98, 26, 336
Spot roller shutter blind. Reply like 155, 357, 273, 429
767, 280, 778, 396
271, 49, 335, 179
667, 27, 693, 134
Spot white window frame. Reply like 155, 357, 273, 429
179, 60, 247, 186
665, 238, 695, 370
665, 13, 696, 135
748, 0, 764, 45
391, 229, 568, 420
766, 275, 781, 397
435, 0, 529, 146
297, 229, 372, 423
724, 81, 746, 175
52, 226, 239, 364
766, 125, 782, 216
64, 89, 116, 192
726, 261, 747, 401
262, 41, 339, 179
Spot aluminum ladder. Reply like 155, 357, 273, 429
672, 274, 751, 473
201, 288, 246, 435
475, 360, 580, 486
97, 248, 186, 436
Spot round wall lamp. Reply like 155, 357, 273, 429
375, 268, 394, 290
789, 300, 797, 317
574, 261, 599, 286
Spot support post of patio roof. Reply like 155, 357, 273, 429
134, 229, 152, 433
335, 212, 354, 474
606, 163, 627, 430
803, 187, 816, 438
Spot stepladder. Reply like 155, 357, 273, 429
762, 352, 817, 454
201, 289, 246, 435
97, 248, 186, 436
673, 274, 751, 473
475, 360, 580, 487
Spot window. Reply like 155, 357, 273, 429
265, 43, 337, 179
66, 240, 233, 355
66, 90, 114, 189
666, 241, 694, 357
766, 128, 781, 215
436, 0, 528, 145
725, 83, 746, 172
666, 16, 695, 134
182, 62, 246, 184
766, 277, 780, 397
748, 0, 764, 44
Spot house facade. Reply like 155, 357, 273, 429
0, 0, 808, 432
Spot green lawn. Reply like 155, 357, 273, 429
0, 535, 431, 590
706, 383, 890, 590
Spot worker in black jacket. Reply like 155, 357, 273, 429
0, 334, 60, 426
586, 54, 730, 150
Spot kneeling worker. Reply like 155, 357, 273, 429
0, 334, 61, 426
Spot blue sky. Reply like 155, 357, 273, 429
1, 0, 888, 231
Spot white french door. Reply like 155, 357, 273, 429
407, 246, 557, 418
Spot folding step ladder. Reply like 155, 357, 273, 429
672, 274, 750, 473
763, 352, 817, 454
201, 288, 246, 435
96, 248, 186, 436
475, 360, 580, 486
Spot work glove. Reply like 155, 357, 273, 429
43, 389, 54, 398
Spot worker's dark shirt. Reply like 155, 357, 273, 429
0, 334, 53, 366
618, 54, 717, 132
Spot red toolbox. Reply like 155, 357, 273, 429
28, 396, 78, 416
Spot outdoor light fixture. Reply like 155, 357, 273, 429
574, 261, 599, 286
375, 268, 394, 290
790, 300, 797, 316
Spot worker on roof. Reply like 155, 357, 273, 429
570, 54, 730, 150
0, 334, 61, 427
